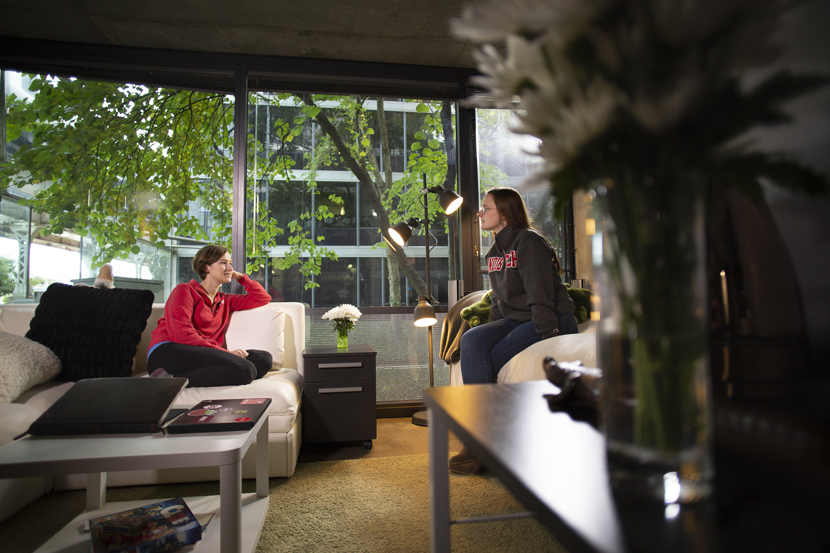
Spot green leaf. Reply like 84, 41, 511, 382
302, 105, 322, 118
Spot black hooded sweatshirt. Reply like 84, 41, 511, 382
486, 226, 575, 339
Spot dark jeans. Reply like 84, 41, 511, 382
148, 342, 272, 388
459, 313, 579, 385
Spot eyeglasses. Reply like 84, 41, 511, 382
478, 207, 494, 215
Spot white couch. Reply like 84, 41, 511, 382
0, 301, 306, 523
449, 321, 597, 386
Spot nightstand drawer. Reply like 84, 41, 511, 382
303, 345, 376, 383
303, 381, 377, 443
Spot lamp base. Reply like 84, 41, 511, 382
411, 410, 429, 427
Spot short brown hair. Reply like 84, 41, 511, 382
191, 245, 229, 280
486, 187, 533, 229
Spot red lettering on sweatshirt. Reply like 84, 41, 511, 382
488, 251, 518, 272
488, 256, 503, 272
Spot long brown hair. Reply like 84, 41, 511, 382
486, 187, 564, 276
487, 187, 533, 229
192, 244, 229, 280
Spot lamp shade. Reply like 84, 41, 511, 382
414, 296, 437, 327
437, 188, 463, 215
388, 222, 412, 247
387, 217, 420, 247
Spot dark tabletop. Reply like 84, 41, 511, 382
424, 380, 830, 553
303, 344, 377, 357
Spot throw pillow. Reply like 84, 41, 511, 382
459, 291, 492, 327
26, 283, 154, 381
225, 304, 286, 368
0, 331, 62, 403
564, 285, 593, 325
460, 287, 594, 326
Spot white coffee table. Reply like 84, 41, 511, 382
0, 414, 269, 553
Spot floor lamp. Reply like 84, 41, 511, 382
388, 174, 462, 427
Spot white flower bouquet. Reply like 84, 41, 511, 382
451, 0, 828, 213
322, 304, 362, 334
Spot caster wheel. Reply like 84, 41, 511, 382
364, 440, 373, 450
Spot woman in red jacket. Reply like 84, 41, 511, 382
147, 244, 272, 387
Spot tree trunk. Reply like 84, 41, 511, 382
372, 99, 402, 305
386, 248, 402, 306
304, 96, 428, 296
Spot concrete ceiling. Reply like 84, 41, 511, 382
0, 0, 478, 69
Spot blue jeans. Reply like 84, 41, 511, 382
459, 313, 579, 385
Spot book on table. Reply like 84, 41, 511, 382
27, 377, 188, 436
164, 398, 272, 434
88, 497, 202, 553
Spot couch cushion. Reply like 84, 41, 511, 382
26, 283, 154, 381
0, 331, 62, 403
225, 304, 285, 368
14, 381, 75, 413
0, 403, 44, 447
0, 304, 38, 337
498, 330, 597, 385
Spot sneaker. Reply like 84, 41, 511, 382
150, 368, 171, 378
449, 446, 483, 475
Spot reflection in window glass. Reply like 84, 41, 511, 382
315, 256, 358, 307
476, 109, 567, 282
316, 181, 358, 246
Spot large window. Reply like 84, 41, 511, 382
244, 93, 461, 308
475, 109, 569, 288
2, 50, 575, 406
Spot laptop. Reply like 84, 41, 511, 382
27, 377, 188, 436
164, 398, 271, 434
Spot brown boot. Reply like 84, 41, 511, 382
449, 446, 483, 475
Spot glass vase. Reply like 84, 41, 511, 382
336, 328, 349, 349
595, 178, 714, 503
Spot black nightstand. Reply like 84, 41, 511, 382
302, 344, 377, 449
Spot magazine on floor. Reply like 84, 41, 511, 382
88, 497, 201, 553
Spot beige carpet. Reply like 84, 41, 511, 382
0, 454, 567, 553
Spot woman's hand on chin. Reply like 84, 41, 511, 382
231, 270, 243, 280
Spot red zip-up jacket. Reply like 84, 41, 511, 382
148, 274, 270, 353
